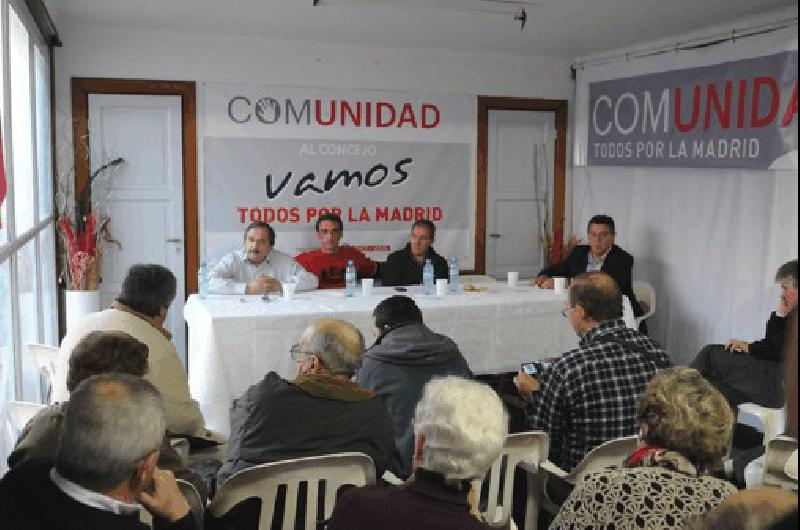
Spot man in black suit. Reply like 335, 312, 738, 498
532, 214, 644, 321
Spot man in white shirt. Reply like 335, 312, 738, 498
209, 221, 318, 294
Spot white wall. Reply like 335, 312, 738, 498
53, 21, 573, 153
52, 21, 574, 270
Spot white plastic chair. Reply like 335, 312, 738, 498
762, 436, 798, 491
738, 403, 786, 444
207, 452, 376, 530
476, 431, 549, 530
538, 434, 639, 516
177, 478, 205, 528
632, 281, 656, 327
25, 344, 59, 404
6, 400, 46, 441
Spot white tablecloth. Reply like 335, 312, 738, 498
185, 285, 634, 436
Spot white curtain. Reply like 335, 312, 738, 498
572, 166, 797, 364
572, 25, 798, 364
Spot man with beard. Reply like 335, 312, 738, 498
209, 221, 318, 294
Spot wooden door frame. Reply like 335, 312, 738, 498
475, 96, 567, 275
71, 77, 199, 294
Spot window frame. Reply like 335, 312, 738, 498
0, 0, 56, 401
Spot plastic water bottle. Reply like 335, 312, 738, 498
198, 261, 209, 300
422, 259, 435, 295
448, 256, 460, 293
345, 259, 357, 297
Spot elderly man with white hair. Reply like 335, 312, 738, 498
327, 376, 509, 530
0, 373, 195, 530
216, 318, 394, 487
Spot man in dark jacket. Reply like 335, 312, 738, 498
382, 220, 449, 286
532, 214, 644, 321
691, 259, 797, 408
0, 374, 195, 530
216, 318, 394, 486
357, 296, 472, 479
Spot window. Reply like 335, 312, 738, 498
0, 0, 57, 456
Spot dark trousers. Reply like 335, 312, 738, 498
691, 344, 783, 408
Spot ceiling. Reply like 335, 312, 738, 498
49, 0, 796, 58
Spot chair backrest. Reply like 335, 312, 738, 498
7, 400, 46, 436
763, 436, 798, 491
25, 344, 59, 404
738, 403, 787, 444
477, 431, 549, 528
177, 478, 205, 528
567, 434, 639, 484
632, 281, 656, 317
207, 452, 376, 530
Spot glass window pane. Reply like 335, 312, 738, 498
0, 258, 13, 474
39, 222, 58, 345
0, 257, 14, 402
35, 46, 52, 219
10, 6, 34, 235
0, 7, 7, 247
17, 239, 39, 402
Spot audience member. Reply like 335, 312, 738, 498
216, 318, 393, 485
515, 272, 671, 473
691, 259, 797, 408
357, 295, 471, 479
327, 376, 508, 530
683, 488, 798, 530
763, 309, 797, 530
0, 374, 195, 530
382, 220, 448, 286
53, 264, 206, 437
532, 214, 644, 322
7, 330, 207, 501
209, 221, 317, 294
551, 367, 738, 530
295, 213, 378, 288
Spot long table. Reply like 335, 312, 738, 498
185, 285, 632, 436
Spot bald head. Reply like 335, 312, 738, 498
568, 271, 623, 322
299, 318, 365, 377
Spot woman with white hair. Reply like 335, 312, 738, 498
327, 376, 509, 530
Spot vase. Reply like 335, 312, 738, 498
64, 290, 101, 332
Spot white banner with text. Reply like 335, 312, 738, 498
575, 28, 797, 169
202, 83, 476, 268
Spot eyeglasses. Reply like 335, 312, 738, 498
561, 306, 575, 318
587, 231, 613, 239
290, 344, 318, 361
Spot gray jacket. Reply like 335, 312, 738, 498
357, 323, 472, 479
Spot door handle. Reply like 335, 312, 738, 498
166, 238, 183, 243
489, 233, 502, 239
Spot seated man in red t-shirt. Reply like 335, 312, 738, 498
296, 213, 378, 289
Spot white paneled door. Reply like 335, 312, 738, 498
486, 110, 556, 279
88, 94, 187, 365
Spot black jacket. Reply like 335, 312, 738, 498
749, 312, 788, 361
539, 244, 643, 317
382, 244, 449, 286
217, 372, 394, 486
328, 469, 494, 530
0, 458, 194, 530
357, 323, 471, 479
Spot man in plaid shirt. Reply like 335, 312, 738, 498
515, 272, 671, 472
